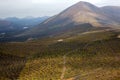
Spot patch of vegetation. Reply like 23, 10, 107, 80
0, 30, 120, 80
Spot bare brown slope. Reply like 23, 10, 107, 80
43, 2, 117, 26
15, 1, 119, 39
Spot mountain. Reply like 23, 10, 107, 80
0, 17, 49, 40
5, 16, 49, 28
0, 20, 11, 30
1, 1, 120, 42
0, 20, 19, 32
1, 1, 120, 80
41, 1, 117, 27
101, 6, 120, 23
0, 16, 49, 32
16, 1, 120, 39
0, 19, 26, 39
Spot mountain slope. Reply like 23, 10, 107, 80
5, 16, 49, 28
101, 6, 120, 22
0, 20, 19, 32
0, 17, 49, 41
2, 1, 120, 42
0, 29, 120, 80
17, 1, 119, 39
41, 1, 117, 27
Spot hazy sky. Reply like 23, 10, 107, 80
0, 0, 120, 18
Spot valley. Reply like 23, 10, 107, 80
0, 1, 120, 80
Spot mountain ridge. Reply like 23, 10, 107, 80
1, 1, 120, 42
17, 1, 120, 38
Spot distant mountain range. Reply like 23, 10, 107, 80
0, 16, 49, 31
1, 1, 120, 42
101, 6, 120, 23
5, 16, 49, 28
17, 1, 120, 39
0, 16, 49, 39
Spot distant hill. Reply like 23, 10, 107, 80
1, 1, 120, 42
0, 20, 18, 32
101, 6, 120, 23
5, 16, 49, 28
0, 16, 49, 40
16, 1, 120, 40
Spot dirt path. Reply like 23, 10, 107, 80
59, 28, 120, 80
60, 55, 66, 80
60, 42, 92, 80
60, 34, 101, 80
60, 48, 79, 80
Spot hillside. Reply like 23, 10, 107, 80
101, 6, 120, 22
0, 1, 120, 80
0, 20, 17, 32
1, 2, 120, 42
0, 29, 120, 80
5, 16, 49, 28
16, 1, 120, 40
0, 17, 49, 41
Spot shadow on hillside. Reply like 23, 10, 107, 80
0, 53, 26, 80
